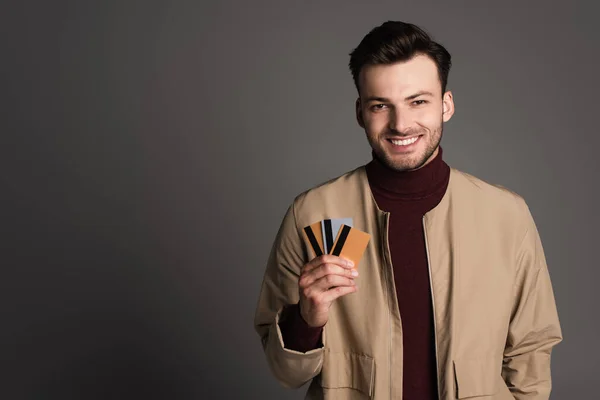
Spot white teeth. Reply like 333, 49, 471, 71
391, 137, 418, 146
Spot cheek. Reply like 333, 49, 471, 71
364, 113, 388, 133
415, 108, 443, 128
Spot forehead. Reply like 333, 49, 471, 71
358, 54, 441, 98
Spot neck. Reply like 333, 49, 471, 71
366, 147, 449, 200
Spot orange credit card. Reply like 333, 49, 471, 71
302, 221, 325, 258
329, 224, 370, 269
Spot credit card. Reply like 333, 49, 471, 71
302, 221, 325, 258
329, 224, 370, 269
321, 217, 353, 254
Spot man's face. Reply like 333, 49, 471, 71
356, 54, 454, 172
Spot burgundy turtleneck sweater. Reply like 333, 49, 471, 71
279, 147, 450, 400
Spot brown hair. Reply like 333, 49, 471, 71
349, 21, 452, 95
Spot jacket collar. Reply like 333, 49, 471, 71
357, 164, 454, 222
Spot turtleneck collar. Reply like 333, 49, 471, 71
365, 146, 450, 201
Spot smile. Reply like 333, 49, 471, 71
389, 136, 420, 146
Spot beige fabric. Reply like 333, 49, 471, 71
254, 166, 562, 399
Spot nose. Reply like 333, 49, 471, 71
388, 109, 412, 134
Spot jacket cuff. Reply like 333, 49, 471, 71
278, 303, 324, 352
264, 306, 324, 388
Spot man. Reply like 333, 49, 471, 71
254, 21, 562, 400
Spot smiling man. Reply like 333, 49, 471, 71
356, 53, 452, 172
255, 21, 562, 399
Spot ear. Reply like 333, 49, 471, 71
442, 91, 455, 122
356, 98, 365, 128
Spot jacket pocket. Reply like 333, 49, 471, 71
320, 350, 375, 397
453, 357, 499, 399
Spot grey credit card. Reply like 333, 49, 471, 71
321, 217, 353, 254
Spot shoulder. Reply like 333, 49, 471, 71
451, 168, 528, 209
291, 166, 365, 211
449, 168, 533, 230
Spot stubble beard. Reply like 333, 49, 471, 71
371, 123, 443, 172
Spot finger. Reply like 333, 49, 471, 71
303, 254, 354, 274
322, 285, 358, 303
312, 274, 356, 292
300, 262, 358, 289
300, 274, 355, 303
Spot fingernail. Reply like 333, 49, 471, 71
351, 269, 359, 277
346, 260, 354, 268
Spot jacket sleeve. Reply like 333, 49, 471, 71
254, 201, 324, 388
502, 201, 563, 399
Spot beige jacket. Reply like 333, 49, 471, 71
254, 166, 562, 399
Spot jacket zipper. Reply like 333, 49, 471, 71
422, 217, 441, 400
384, 213, 393, 400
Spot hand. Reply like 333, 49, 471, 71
298, 254, 358, 327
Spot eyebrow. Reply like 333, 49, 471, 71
363, 91, 435, 103
404, 91, 434, 100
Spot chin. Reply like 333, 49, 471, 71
379, 149, 433, 172
384, 157, 423, 172
392, 161, 425, 172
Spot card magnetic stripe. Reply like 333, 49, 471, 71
303, 226, 323, 257
331, 225, 351, 256
323, 219, 334, 254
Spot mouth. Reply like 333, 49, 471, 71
387, 135, 422, 148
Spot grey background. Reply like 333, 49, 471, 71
2, 0, 597, 399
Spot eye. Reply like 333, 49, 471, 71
412, 100, 427, 106
370, 104, 388, 111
